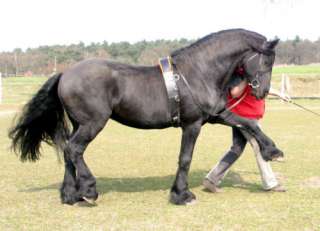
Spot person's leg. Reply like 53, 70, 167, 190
241, 123, 285, 191
204, 127, 247, 192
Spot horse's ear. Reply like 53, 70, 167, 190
263, 38, 280, 50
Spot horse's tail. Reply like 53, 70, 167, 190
9, 73, 69, 162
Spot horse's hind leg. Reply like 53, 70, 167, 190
61, 151, 79, 204
60, 119, 80, 205
61, 118, 108, 204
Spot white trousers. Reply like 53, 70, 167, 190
242, 130, 278, 190
206, 122, 278, 190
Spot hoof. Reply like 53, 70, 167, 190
274, 156, 285, 162
271, 149, 284, 161
262, 147, 284, 161
60, 187, 82, 205
186, 199, 197, 205
82, 197, 97, 206
61, 194, 82, 205
169, 190, 196, 205
270, 148, 283, 160
78, 186, 98, 202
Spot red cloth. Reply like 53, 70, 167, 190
227, 85, 265, 119
235, 66, 245, 76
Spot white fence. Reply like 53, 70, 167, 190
272, 74, 320, 99
0, 72, 2, 104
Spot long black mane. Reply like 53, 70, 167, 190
171, 28, 267, 61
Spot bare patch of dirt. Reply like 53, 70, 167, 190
301, 176, 320, 189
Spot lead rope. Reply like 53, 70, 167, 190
226, 90, 248, 111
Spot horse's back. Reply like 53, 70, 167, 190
58, 58, 171, 128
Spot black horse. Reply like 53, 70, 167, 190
9, 29, 282, 205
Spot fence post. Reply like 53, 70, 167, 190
281, 73, 291, 96
0, 72, 2, 104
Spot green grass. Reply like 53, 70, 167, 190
273, 64, 320, 75
0, 74, 320, 230
1, 64, 320, 103
2, 64, 320, 104
1, 77, 47, 105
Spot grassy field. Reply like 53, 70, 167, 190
271, 64, 320, 98
273, 64, 320, 75
1, 64, 320, 104
0, 73, 320, 230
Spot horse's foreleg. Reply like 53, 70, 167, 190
170, 121, 202, 205
216, 110, 283, 161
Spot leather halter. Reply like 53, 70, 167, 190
159, 56, 181, 127
245, 52, 273, 89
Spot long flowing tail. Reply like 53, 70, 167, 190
8, 73, 69, 162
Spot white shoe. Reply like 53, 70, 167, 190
203, 179, 223, 193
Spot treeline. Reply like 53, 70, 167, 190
0, 36, 319, 76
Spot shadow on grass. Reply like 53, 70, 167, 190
219, 170, 263, 193
20, 169, 207, 194
96, 169, 207, 193
20, 169, 263, 194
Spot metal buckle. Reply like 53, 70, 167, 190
173, 74, 180, 81
249, 79, 260, 89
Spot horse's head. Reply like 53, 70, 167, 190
242, 38, 279, 99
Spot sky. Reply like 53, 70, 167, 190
0, 0, 319, 52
